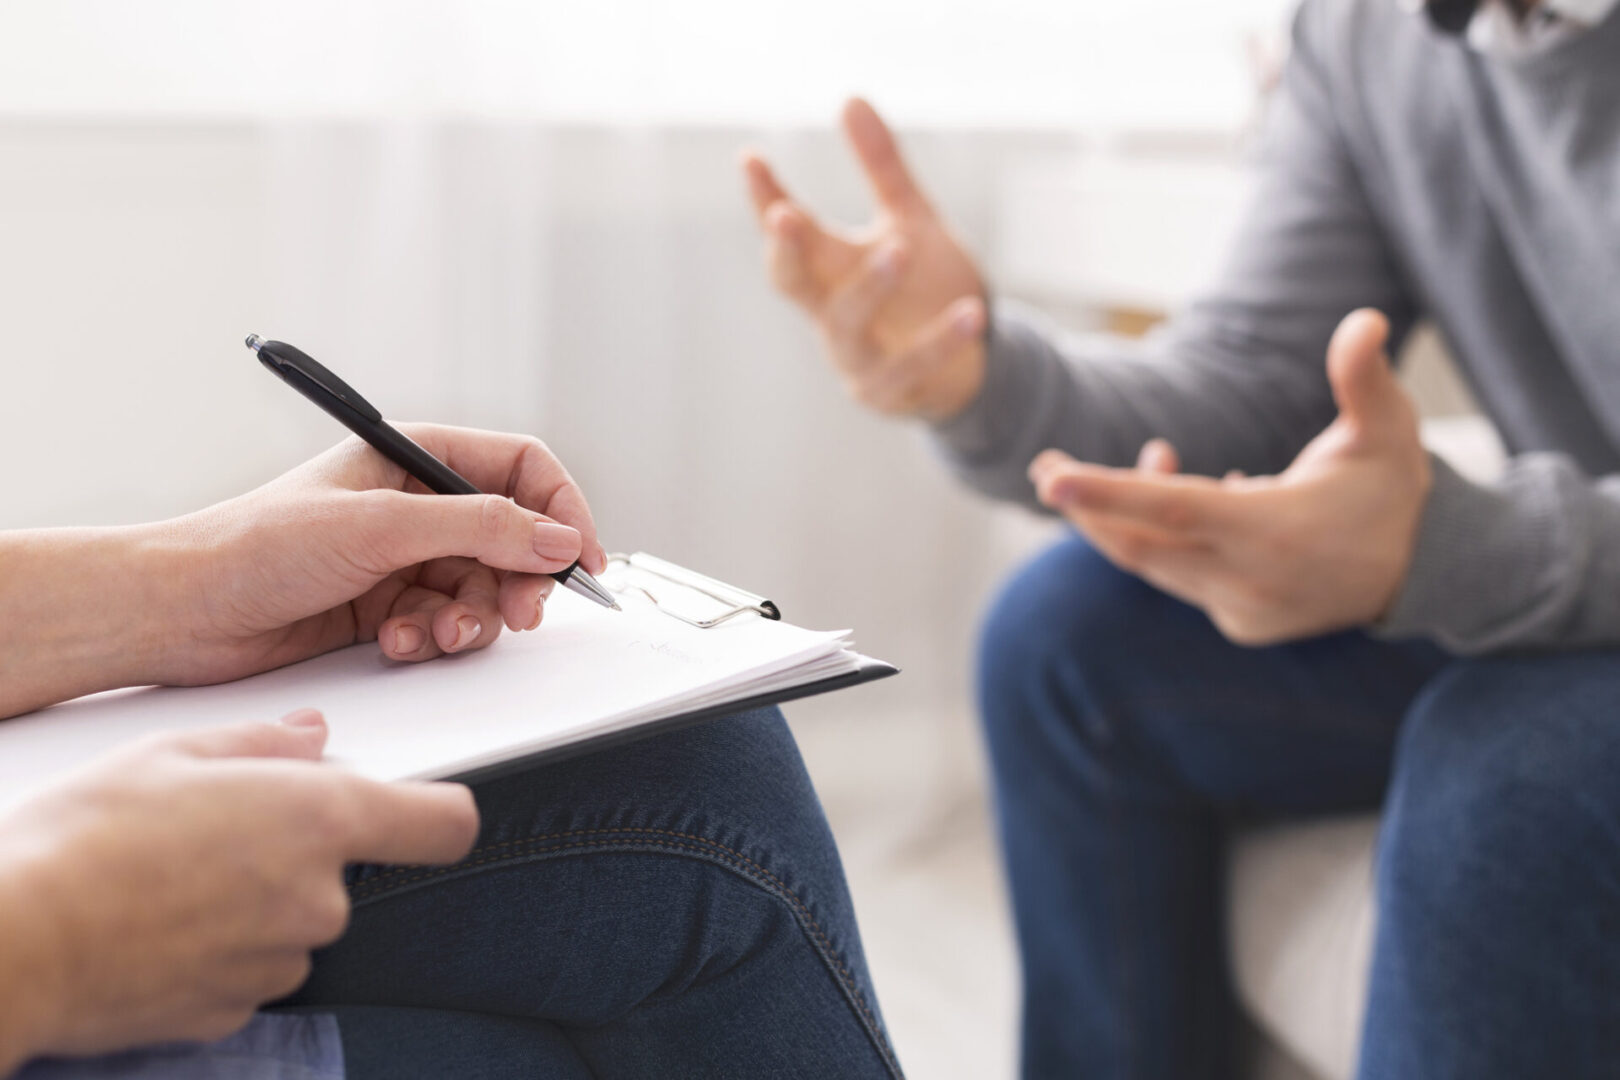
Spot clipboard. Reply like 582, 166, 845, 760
446, 552, 902, 781
447, 649, 898, 784
599, 552, 782, 627
0, 553, 899, 806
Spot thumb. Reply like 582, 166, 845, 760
842, 98, 930, 216
166, 712, 330, 761
1135, 438, 1181, 475
1327, 309, 1406, 438
363, 491, 583, 576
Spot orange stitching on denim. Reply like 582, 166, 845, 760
347, 828, 901, 1076
352, 826, 758, 889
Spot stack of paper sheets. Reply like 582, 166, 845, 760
0, 584, 892, 811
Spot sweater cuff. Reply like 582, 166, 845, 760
929, 300, 1050, 466
1376, 454, 1571, 653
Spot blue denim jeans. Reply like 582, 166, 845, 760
279, 707, 902, 1079
979, 534, 1620, 1080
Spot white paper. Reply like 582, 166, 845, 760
0, 586, 877, 811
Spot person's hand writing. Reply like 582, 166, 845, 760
0, 424, 610, 717
0, 712, 478, 1070
154, 424, 609, 686
1028, 310, 1431, 645
742, 98, 988, 419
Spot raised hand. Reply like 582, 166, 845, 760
0, 712, 478, 1068
1029, 310, 1432, 645
742, 98, 989, 420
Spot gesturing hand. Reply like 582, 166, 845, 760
1029, 310, 1432, 646
0, 713, 477, 1067
154, 425, 609, 687
742, 98, 989, 419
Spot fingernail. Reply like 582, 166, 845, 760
767, 204, 798, 238
953, 300, 984, 336
392, 624, 425, 655
280, 709, 325, 729
453, 616, 481, 650
533, 522, 582, 561
528, 598, 544, 632
875, 243, 905, 279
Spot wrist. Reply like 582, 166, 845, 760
0, 523, 187, 717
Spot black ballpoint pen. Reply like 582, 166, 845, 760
245, 333, 620, 611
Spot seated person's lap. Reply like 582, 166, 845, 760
981, 531, 1620, 814
292, 706, 900, 1079
17, 709, 901, 1080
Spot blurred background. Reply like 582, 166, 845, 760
0, 1, 1409, 1075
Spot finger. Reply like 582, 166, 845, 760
336, 777, 480, 866
1080, 514, 1227, 610
1325, 308, 1405, 440
379, 585, 453, 662
1029, 453, 1235, 537
161, 716, 329, 762
357, 488, 583, 580
498, 572, 553, 632
388, 426, 604, 572
427, 564, 504, 654
764, 203, 827, 308
860, 296, 985, 412
1065, 503, 1213, 557
740, 152, 793, 224
824, 241, 907, 367
842, 98, 930, 215
1073, 509, 1219, 585
1135, 438, 1181, 475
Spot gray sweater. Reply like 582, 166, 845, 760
933, 0, 1620, 654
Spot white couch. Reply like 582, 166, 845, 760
1226, 414, 1506, 1080
1231, 817, 1382, 1080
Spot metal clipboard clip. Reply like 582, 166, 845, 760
600, 552, 783, 629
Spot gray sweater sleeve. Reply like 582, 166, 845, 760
929, 0, 1620, 654
1380, 456, 1620, 653
931, 0, 1418, 508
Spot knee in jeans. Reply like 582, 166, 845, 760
977, 534, 1183, 690
1379, 656, 1620, 916
979, 536, 1147, 688
976, 534, 1177, 751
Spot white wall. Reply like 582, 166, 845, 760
5, 121, 1163, 719
0, 0, 1294, 129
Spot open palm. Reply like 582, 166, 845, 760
742, 99, 987, 419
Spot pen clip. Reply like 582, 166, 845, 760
246, 335, 383, 424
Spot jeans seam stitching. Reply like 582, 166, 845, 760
347, 828, 902, 1078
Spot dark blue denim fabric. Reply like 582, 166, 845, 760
280, 706, 902, 1079
978, 533, 1620, 1080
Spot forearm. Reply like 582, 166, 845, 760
0, 524, 187, 718
1380, 454, 1620, 653
928, 300, 1342, 510
929, 1, 1419, 512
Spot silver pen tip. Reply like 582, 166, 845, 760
244, 333, 264, 352
565, 568, 622, 611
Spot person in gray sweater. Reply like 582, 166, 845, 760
742, 0, 1620, 1076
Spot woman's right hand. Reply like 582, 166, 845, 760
0, 712, 478, 1069
741, 98, 990, 421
